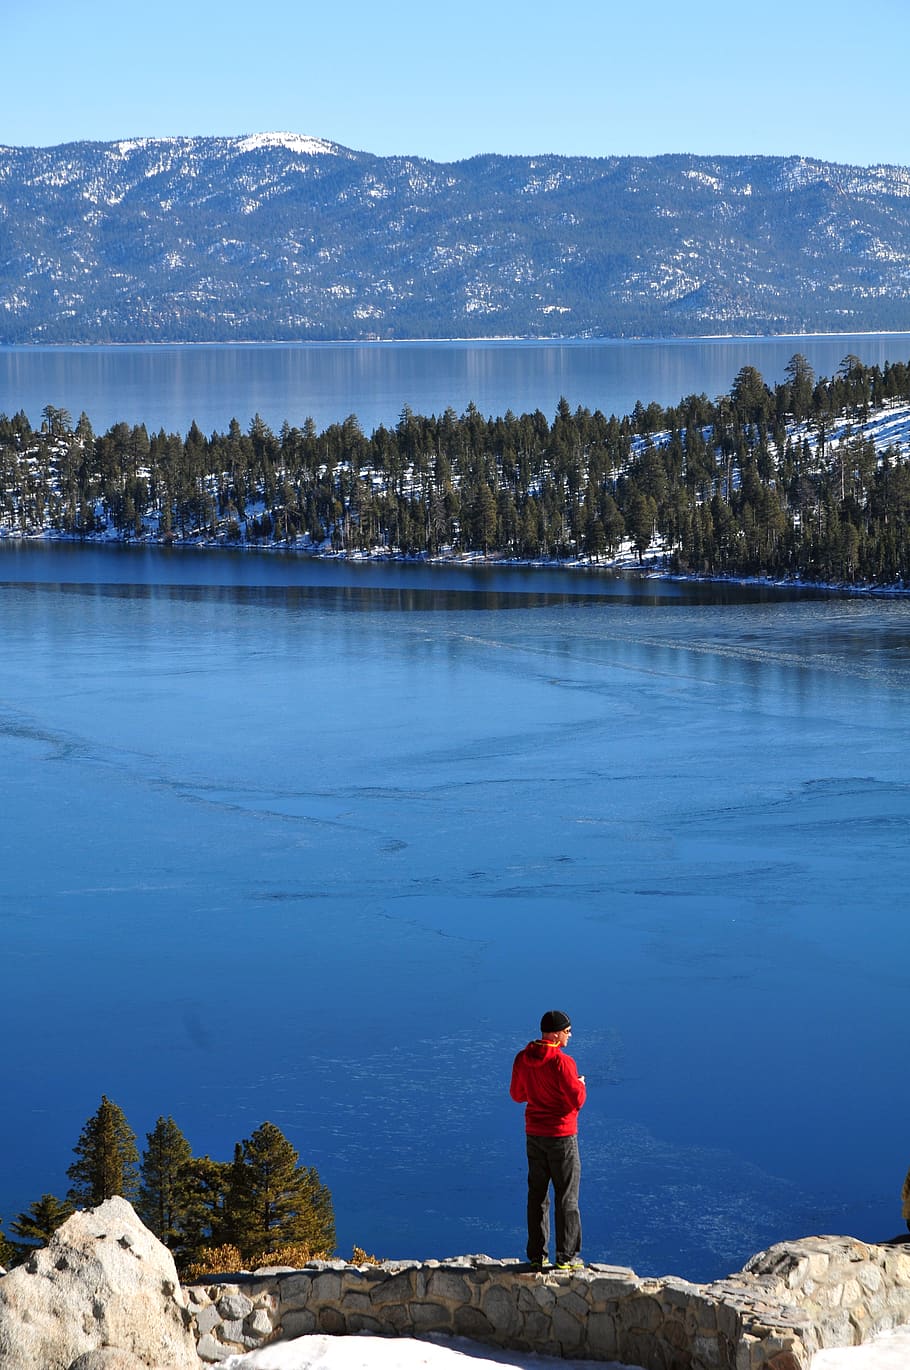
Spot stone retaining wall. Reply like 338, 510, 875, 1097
184, 1236, 910, 1370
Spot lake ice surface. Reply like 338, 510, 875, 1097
1, 545, 909, 1282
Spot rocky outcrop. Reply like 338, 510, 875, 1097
0, 1197, 200, 1370
185, 1236, 910, 1369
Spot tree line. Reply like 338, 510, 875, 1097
2, 352, 910, 585
0, 1096, 335, 1278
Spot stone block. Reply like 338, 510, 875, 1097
481, 1284, 522, 1339
451, 1305, 494, 1340
346, 1314, 385, 1334
736, 1335, 759, 1370
340, 1291, 374, 1314
193, 1304, 221, 1336
553, 1289, 588, 1320
661, 1317, 689, 1351
311, 1271, 343, 1303
588, 1272, 640, 1301
195, 1332, 226, 1363
855, 1263, 883, 1294
369, 1271, 418, 1306
552, 1305, 586, 1352
692, 1331, 725, 1368
516, 1284, 541, 1313
786, 1259, 810, 1291
409, 1301, 453, 1331
220, 1317, 245, 1343
317, 1307, 347, 1334
427, 1269, 474, 1305
476, 1287, 518, 1331
691, 1298, 718, 1334
529, 1282, 556, 1311
277, 1273, 315, 1305
382, 1303, 412, 1332
246, 1307, 274, 1338
521, 1311, 553, 1342
585, 1311, 618, 1359
345, 1266, 386, 1286
840, 1278, 861, 1307
619, 1293, 665, 1333
715, 1299, 743, 1341
281, 1308, 317, 1337
619, 1329, 668, 1370
217, 1292, 253, 1321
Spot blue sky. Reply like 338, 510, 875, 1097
5, 0, 909, 166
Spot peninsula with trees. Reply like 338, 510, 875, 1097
3, 353, 910, 589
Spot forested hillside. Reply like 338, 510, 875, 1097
3, 135, 910, 340
3, 354, 910, 587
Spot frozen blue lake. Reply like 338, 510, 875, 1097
2, 542, 909, 1280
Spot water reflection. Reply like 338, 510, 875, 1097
3, 332, 910, 434
0, 539, 831, 605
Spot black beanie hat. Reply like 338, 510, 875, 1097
540, 1010, 571, 1034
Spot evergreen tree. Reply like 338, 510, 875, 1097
67, 1096, 139, 1207
0, 1220, 14, 1269
138, 1116, 195, 1250
224, 1121, 334, 1261
179, 1155, 233, 1263
9, 1194, 74, 1254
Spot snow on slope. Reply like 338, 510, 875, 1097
215, 1325, 910, 1370
235, 132, 339, 156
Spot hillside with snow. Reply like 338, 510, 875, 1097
3, 135, 910, 342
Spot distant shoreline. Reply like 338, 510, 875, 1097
5, 329, 910, 351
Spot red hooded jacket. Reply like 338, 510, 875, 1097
510, 1039, 586, 1137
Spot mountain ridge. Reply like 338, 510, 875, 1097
2, 133, 910, 343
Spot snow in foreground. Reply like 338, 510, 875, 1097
216, 1325, 910, 1370
218, 1333, 635, 1370
811, 1323, 910, 1368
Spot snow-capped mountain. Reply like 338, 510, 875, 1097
2, 134, 910, 342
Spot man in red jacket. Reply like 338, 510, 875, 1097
510, 1009, 586, 1271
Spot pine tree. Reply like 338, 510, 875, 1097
224, 1121, 334, 1261
138, 1116, 195, 1250
0, 1221, 15, 1269
67, 1096, 139, 1207
10, 1194, 74, 1254
178, 1155, 233, 1264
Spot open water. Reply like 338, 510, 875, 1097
3, 332, 910, 435
1, 541, 909, 1281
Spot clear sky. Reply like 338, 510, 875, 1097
4, 0, 909, 167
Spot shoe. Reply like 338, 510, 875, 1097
554, 1258, 584, 1271
528, 1260, 548, 1272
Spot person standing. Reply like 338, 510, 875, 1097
510, 1010, 586, 1270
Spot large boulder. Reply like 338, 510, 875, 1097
0, 1196, 200, 1370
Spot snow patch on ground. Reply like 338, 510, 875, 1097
213, 1325, 910, 1370
218, 1334, 638, 1370
811, 1324, 910, 1368
235, 133, 338, 157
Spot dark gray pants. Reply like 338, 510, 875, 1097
525, 1133, 581, 1265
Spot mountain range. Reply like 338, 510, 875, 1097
2, 132, 910, 343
